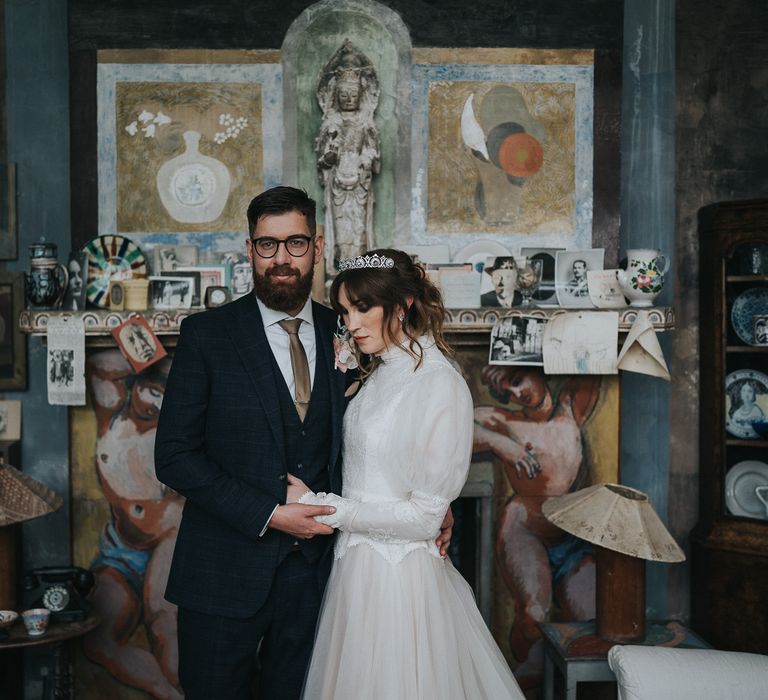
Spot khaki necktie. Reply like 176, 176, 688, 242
278, 318, 310, 421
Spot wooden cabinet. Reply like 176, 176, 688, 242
691, 199, 768, 653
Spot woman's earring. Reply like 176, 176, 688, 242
398, 313, 405, 323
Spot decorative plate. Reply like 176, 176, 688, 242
84, 235, 148, 308
731, 287, 768, 345
725, 460, 768, 519
724, 368, 768, 438
454, 240, 512, 272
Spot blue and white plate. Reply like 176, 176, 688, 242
731, 287, 768, 345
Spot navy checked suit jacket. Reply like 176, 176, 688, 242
154, 294, 346, 617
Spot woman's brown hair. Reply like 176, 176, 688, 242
329, 248, 452, 377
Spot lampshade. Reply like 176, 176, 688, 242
542, 483, 685, 563
0, 461, 63, 526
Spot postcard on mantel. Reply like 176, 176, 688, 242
617, 310, 671, 380
543, 311, 619, 375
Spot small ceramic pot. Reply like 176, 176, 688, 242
0, 610, 18, 629
617, 248, 670, 307
21, 608, 50, 637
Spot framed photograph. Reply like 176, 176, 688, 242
62, 251, 89, 311
148, 276, 194, 310
0, 399, 22, 442
489, 315, 546, 366
521, 247, 564, 305
555, 249, 605, 308
177, 265, 228, 302
111, 316, 168, 373
152, 244, 199, 274
480, 256, 521, 308
161, 269, 201, 306
0, 272, 26, 390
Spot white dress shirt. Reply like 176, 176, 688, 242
256, 296, 316, 536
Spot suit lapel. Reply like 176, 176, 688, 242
313, 302, 345, 473
226, 295, 287, 470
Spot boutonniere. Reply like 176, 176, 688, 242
333, 320, 358, 373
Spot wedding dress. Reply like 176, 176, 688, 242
299, 340, 524, 699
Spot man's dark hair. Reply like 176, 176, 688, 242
246, 186, 317, 238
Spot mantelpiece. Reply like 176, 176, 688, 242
20, 307, 675, 348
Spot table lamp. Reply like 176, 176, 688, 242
0, 459, 63, 610
543, 483, 685, 654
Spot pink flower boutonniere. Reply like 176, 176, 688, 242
333, 323, 358, 373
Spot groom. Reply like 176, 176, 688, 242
155, 186, 452, 700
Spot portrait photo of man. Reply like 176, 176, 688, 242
555, 249, 604, 308
480, 256, 522, 308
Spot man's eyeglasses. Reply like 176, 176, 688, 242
250, 235, 314, 259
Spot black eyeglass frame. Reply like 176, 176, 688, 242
249, 235, 315, 259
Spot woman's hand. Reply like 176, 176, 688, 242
286, 473, 312, 504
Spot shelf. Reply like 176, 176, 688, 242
726, 275, 768, 282
725, 439, 768, 448
726, 346, 768, 353
19, 306, 676, 338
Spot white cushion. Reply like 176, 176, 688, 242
608, 644, 768, 700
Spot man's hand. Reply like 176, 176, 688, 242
286, 473, 311, 504
435, 506, 454, 558
269, 503, 336, 539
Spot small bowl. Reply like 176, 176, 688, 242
21, 608, 50, 637
0, 610, 18, 629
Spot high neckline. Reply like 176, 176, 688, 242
376, 336, 434, 365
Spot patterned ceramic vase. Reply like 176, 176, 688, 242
617, 248, 670, 307
26, 240, 69, 309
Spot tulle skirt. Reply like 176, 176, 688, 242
301, 544, 524, 700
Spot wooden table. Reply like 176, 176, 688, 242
0, 616, 99, 699
539, 620, 711, 700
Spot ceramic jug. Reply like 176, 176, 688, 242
617, 248, 669, 307
26, 240, 69, 309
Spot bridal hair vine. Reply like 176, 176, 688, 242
337, 254, 395, 272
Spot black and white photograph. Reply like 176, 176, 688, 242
0, 399, 21, 441
221, 252, 254, 299
49, 349, 75, 387
555, 249, 605, 308
161, 269, 202, 306
62, 250, 88, 310
488, 315, 546, 366
152, 244, 199, 273
480, 256, 521, 308
521, 247, 563, 305
149, 276, 194, 310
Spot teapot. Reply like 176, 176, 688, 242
26, 239, 69, 309
617, 248, 669, 307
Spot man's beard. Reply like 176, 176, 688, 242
252, 261, 314, 313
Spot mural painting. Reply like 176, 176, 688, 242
72, 350, 181, 700
458, 348, 619, 689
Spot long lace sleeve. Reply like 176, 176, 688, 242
300, 366, 473, 543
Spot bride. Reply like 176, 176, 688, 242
288, 249, 524, 699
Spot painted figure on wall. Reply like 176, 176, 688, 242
315, 39, 380, 273
83, 350, 183, 700
473, 366, 601, 688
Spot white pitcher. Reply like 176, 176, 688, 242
617, 248, 669, 307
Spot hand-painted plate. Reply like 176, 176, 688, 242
84, 235, 147, 308
725, 460, 768, 519
454, 240, 512, 273
724, 368, 768, 438
731, 287, 768, 345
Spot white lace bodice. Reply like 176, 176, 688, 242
300, 339, 474, 564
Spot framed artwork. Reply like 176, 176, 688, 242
0, 399, 22, 442
177, 265, 228, 302
161, 269, 201, 306
97, 56, 282, 240
411, 49, 594, 258
521, 247, 564, 305
148, 276, 194, 309
555, 249, 605, 308
0, 272, 26, 390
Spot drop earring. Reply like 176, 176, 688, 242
398, 312, 405, 323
